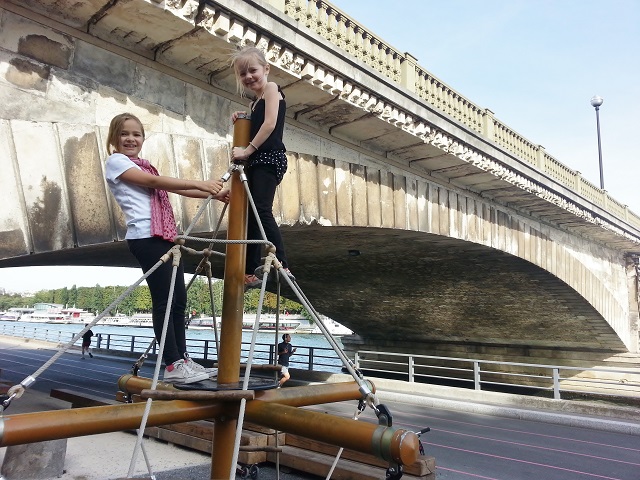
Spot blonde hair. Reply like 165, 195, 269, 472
106, 113, 145, 154
229, 46, 269, 96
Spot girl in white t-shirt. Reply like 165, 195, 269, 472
105, 112, 228, 384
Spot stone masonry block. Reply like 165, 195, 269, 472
71, 41, 136, 95
317, 157, 337, 226
0, 10, 73, 60
1, 439, 67, 479
279, 152, 301, 225
297, 153, 320, 223
9, 0, 108, 30
57, 123, 112, 246
11, 120, 74, 252
0, 120, 29, 258
5, 56, 49, 92
18, 33, 71, 69
366, 168, 382, 228
134, 63, 186, 115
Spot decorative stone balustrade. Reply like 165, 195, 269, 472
279, 0, 638, 229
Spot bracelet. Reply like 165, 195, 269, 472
248, 141, 258, 151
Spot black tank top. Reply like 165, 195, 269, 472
249, 86, 286, 153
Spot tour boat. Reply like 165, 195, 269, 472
187, 314, 301, 333
127, 313, 154, 328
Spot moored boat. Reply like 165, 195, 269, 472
0, 308, 26, 321
187, 314, 302, 333
127, 313, 153, 327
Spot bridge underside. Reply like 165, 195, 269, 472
0, 224, 625, 356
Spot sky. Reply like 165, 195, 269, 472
1, 0, 638, 295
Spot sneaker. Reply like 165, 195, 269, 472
254, 266, 295, 282
244, 274, 262, 290
282, 268, 295, 281
89, 352, 93, 358
184, 354, 218, 376
163, 359, 208, 384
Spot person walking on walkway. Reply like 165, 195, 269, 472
277, 333, 296, 387
81, 324, 94, 359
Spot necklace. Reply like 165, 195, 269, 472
251, 92, 265, 112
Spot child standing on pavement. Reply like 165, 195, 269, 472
105, 112, 228, 384
230, 46, 292, 289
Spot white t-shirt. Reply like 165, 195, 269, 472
105, 153, 152, 239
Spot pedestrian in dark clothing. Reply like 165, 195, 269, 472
82, 325, 94, 359
277, 333, 296, 387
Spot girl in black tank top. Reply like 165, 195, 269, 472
230, 47, 291, 288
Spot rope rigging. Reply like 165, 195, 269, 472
3, 159, 409, 479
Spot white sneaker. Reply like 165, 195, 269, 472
163, 359, 208, 384
184, 354, 218, 376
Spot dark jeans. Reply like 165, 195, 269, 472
128, 237, 187, 365
246, 164, 288, 273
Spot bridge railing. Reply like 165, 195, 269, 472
280, 0, 638, 228
354, 350, 640, 401
3, 324, 638, 401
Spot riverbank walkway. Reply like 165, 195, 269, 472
1, 335, 639, 479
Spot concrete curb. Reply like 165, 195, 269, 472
375, 390, 640, 436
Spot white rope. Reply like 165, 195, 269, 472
229, 265, 271, 479
127, 247, 180, 478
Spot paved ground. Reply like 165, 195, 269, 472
2, 335, 640, 480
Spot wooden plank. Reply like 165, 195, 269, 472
143, 427, 267, 463
145, 426, 211, 453
50, 388, 118, 408
268, 446, 433, 480
285, 434, 434, 476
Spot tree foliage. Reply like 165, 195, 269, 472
1, 277, 307, 317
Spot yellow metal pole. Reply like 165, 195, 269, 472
118, 375, 374, 408
219, 114, 251, 384
0, 400, 225, 446
1, 380, 418, 466
244, 400, 419, 466
213, 115, 252, 479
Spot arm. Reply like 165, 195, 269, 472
119, 168, 224, 198
166, 187, 230, 203
231, 82, 280, 161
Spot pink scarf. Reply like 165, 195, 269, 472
130, 158, 178, 242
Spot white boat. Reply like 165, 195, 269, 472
295, 317, 353, 336
101, 314, 132, 326
241, 314, 301, 333
21, 311, 68, 323
61, 307, 96, 324
0, 309, 23, 321
127, 313, 153, 327
187, 314, 301, 333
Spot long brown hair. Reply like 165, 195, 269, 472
106, 113, 145, 154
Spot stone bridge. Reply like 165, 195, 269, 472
1, 0, 639, 364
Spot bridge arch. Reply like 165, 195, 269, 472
0, 0, 637, 358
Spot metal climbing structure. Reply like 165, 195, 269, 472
0, 119, 421, 480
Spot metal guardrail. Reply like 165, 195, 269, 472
0, 324, 343, 373
3, 324, 639, 400
354, 350, 640, 401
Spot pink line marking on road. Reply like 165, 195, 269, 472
423, 442, 623, 480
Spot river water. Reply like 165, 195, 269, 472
0, 320, 346, 372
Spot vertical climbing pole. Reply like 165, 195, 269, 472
211, 114, 251, 479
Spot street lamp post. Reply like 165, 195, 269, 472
590, 95, 604, 190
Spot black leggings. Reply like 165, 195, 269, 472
246, 164, 288, 273
128, 237, 187, 365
